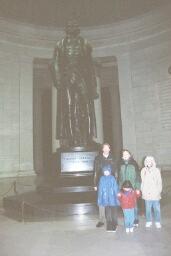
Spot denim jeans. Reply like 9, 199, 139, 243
145, 200, 161, 223
123, 208, 135, 228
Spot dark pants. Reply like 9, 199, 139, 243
105, 206, 118, 227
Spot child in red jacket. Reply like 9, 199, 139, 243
118, 180, 140, 233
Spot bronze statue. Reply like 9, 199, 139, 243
51, 19, 98, 148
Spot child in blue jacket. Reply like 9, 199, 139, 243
98, 164, 120, 232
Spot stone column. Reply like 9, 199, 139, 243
19, 56, 35, 176
117, 53, 137, 157
0, 53, 20, 177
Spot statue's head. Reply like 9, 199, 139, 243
65, 19, 80, 36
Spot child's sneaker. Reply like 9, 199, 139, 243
126, 228, 129, 233
155, 222, 162, 228
133, 219, 139, 227
96, 222, 104, 228
111, 224, 117, 232
130, 227, 134, 232
145, 222, 152, 228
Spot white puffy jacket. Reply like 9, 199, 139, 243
141, 157, 162, 200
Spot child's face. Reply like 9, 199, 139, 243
146, 161, 153, 168
104, 170, 110, 176
122, 151, 131, 161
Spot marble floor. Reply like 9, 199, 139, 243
0, 202, 171, 256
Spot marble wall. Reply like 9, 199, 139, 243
0, 51, 35, 177
130, 42, 171, 168
0, 3, 171, 178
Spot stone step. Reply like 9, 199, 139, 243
3, 191, 98, 221
38, 172, 94, 188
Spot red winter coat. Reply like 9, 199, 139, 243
118, 190, 140, 209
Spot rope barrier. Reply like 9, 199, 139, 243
0, 183, 15, 198
0, 180, 34, 198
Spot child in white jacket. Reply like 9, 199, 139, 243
141, 156, 162, 228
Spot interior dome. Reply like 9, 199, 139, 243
0, 0, 170, 28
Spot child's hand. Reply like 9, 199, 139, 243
117, 193, 121, 197
135, 190, 141, 198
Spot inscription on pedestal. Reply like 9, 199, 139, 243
61, 151, 98, 172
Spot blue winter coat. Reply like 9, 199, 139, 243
97, 175, 120, 207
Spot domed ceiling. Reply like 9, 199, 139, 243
0, 0, 169, 27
